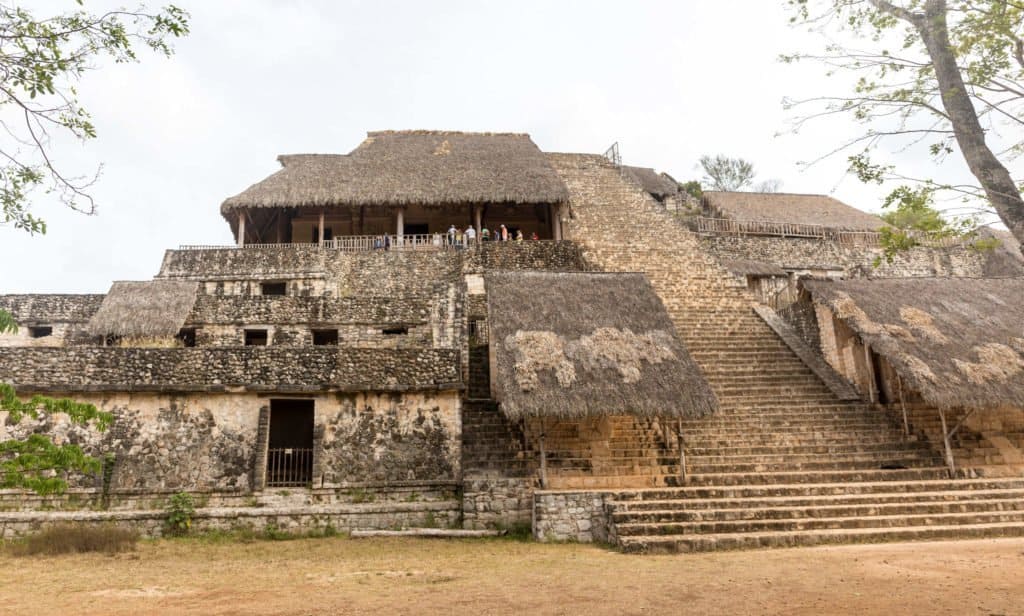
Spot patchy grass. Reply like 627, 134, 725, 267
7, 524, 138, 556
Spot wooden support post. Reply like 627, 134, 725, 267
862, 342, 876, 403
938, 407, 956, 478
897, 374, 909, 437
318, 211, 325, 246
473, 205, 482, 237
237, 211, 246, 247
552, 204, 563, 240
396, 207, 405, 246
677, 418, 687, 485
538, 418, 548, 489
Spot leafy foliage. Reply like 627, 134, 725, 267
164, 492, 196, 536
699, 155, 783, 192
700, 155, 756, 191
785, 0, 1024, 242
0, 383, 113, 495
0, 2, 190, 233
680, 180, 704, 200
0, 308, 16, 334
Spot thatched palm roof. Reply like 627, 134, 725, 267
623, 166, 679, 199
87, 281, 199, 338
704, 191, 886, 231
486, 272, 718, 421
221, 130, 569, 217
803, 278, 1024, 411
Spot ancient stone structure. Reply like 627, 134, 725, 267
1, 130, 1023, 551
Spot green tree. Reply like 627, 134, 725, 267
700, 155, 757, 191
785, 0, 1024, 244
699, 155, 784, 192
0, 2, 189, 494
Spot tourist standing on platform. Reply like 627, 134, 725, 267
464, 225, 476, 247
499, 224, 508, 241
481, 227, 490, 241
447, 224, 457, 246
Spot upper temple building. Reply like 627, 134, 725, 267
220, 131, 571, 246
1, 130, 1023, 552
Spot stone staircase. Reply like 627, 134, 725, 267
545, 152, 1024, 551
461, 400, 533, 479
608, 477, 1024, 552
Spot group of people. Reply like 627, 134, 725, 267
443, 224, 539, 247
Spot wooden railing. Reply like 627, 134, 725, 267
692, 217, 962, 248
179, 234, 551, 252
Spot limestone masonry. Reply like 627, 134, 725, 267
1, 130, 1022, 551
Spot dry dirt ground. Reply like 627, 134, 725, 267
1, 536, 1022, 615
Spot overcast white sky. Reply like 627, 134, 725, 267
0, 0, 986, 292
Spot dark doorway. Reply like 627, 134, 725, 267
266, 399, 314, 487
405, 223, 429, 235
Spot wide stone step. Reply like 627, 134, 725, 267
681, 468, 950, 486
612, 498, 1024, 527
610, 478, 1024, 501
685, 441, 931, 456
686, 458, 938, 475
686, 450, 939, 466
617, 522, 1024, 553
612, 488, 1024, 513
615, 509, 1024, 537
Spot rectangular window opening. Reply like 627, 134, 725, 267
312, 329, 338, 346
28, 326, 53, 338
260, 282, 287, 296
245, 329, 269, 346
177, 328, 197, 347
382, 326, 409, 336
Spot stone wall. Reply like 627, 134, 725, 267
158, 247, 329, 280
700, 235, 987, 278
0, 294, 105, 323
0, 347, 461, 393
532, 490, 613, 543
0, 323, 79, 348
462, 240, 591, 273
462, 478, 535, 530
1, 391, 461, 493
189, 295, 432, 327
318, 392, 461, 486
202, 278, 328, 297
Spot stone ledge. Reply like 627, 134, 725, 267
0, 347, 462, 393
0, 500, 462, 539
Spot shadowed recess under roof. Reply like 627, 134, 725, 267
221, 130, 569, 217
486, 272, 718, 421
704, 191, 886, 231
87, 281, 199, 338
803, 277, 1024, 411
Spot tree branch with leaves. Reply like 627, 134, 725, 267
785, 0, 1024, 244
0, 1, 189, 234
